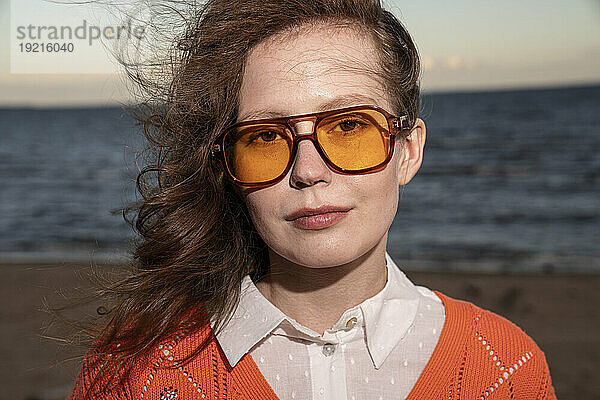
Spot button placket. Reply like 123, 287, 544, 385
307, 340, 345, 400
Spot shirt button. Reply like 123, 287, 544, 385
322, 343, 336, 356
345, 317, 358, 329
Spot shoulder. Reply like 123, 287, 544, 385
435, 290, 539, 346
70, 323, 222, 399
126, 323, 223, 398
433, 291, 557, 399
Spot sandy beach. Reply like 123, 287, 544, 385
2, 262, 598, 399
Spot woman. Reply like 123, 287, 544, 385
70, 0, 556, 398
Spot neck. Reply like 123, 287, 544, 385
254, 242, 388, 335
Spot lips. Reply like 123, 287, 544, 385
285, 205, 352, 221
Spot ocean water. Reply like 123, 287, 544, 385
1, 85, 599, 272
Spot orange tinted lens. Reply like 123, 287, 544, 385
316, 109, 391, 170
224, 124, 292, 183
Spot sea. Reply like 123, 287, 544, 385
1, 84, 599, 273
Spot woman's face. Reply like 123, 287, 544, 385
237, 26, 425, 268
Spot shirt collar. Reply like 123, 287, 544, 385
214, 251, 421, 369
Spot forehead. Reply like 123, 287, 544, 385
238, 25, 389, 121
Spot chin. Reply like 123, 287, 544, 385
272, 244, 368, 269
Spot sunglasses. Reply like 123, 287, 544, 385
211, 105, 411, 188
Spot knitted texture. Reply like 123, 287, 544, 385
69, 291, 557, 399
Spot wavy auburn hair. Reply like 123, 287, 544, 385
67, 0, 421, 396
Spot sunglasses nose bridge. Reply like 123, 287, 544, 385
287, 116, 325, 167
288, 115, 318, 137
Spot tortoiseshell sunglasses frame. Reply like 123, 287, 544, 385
210, 105, 411, 188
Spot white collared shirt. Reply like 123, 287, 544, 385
214, 252, 445, 400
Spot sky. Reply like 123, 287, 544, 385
1, 0, 600, 107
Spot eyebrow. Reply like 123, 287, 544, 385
238, 93, 380, 121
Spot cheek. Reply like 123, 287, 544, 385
348, 179, 395, 226
355, 166, 400, 222
243, 191, 280, 232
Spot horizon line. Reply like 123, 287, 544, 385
1, 80, 598, 110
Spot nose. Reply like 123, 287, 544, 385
288, 121, 332, 189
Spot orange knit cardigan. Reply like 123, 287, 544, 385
70, 291, 557, 399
